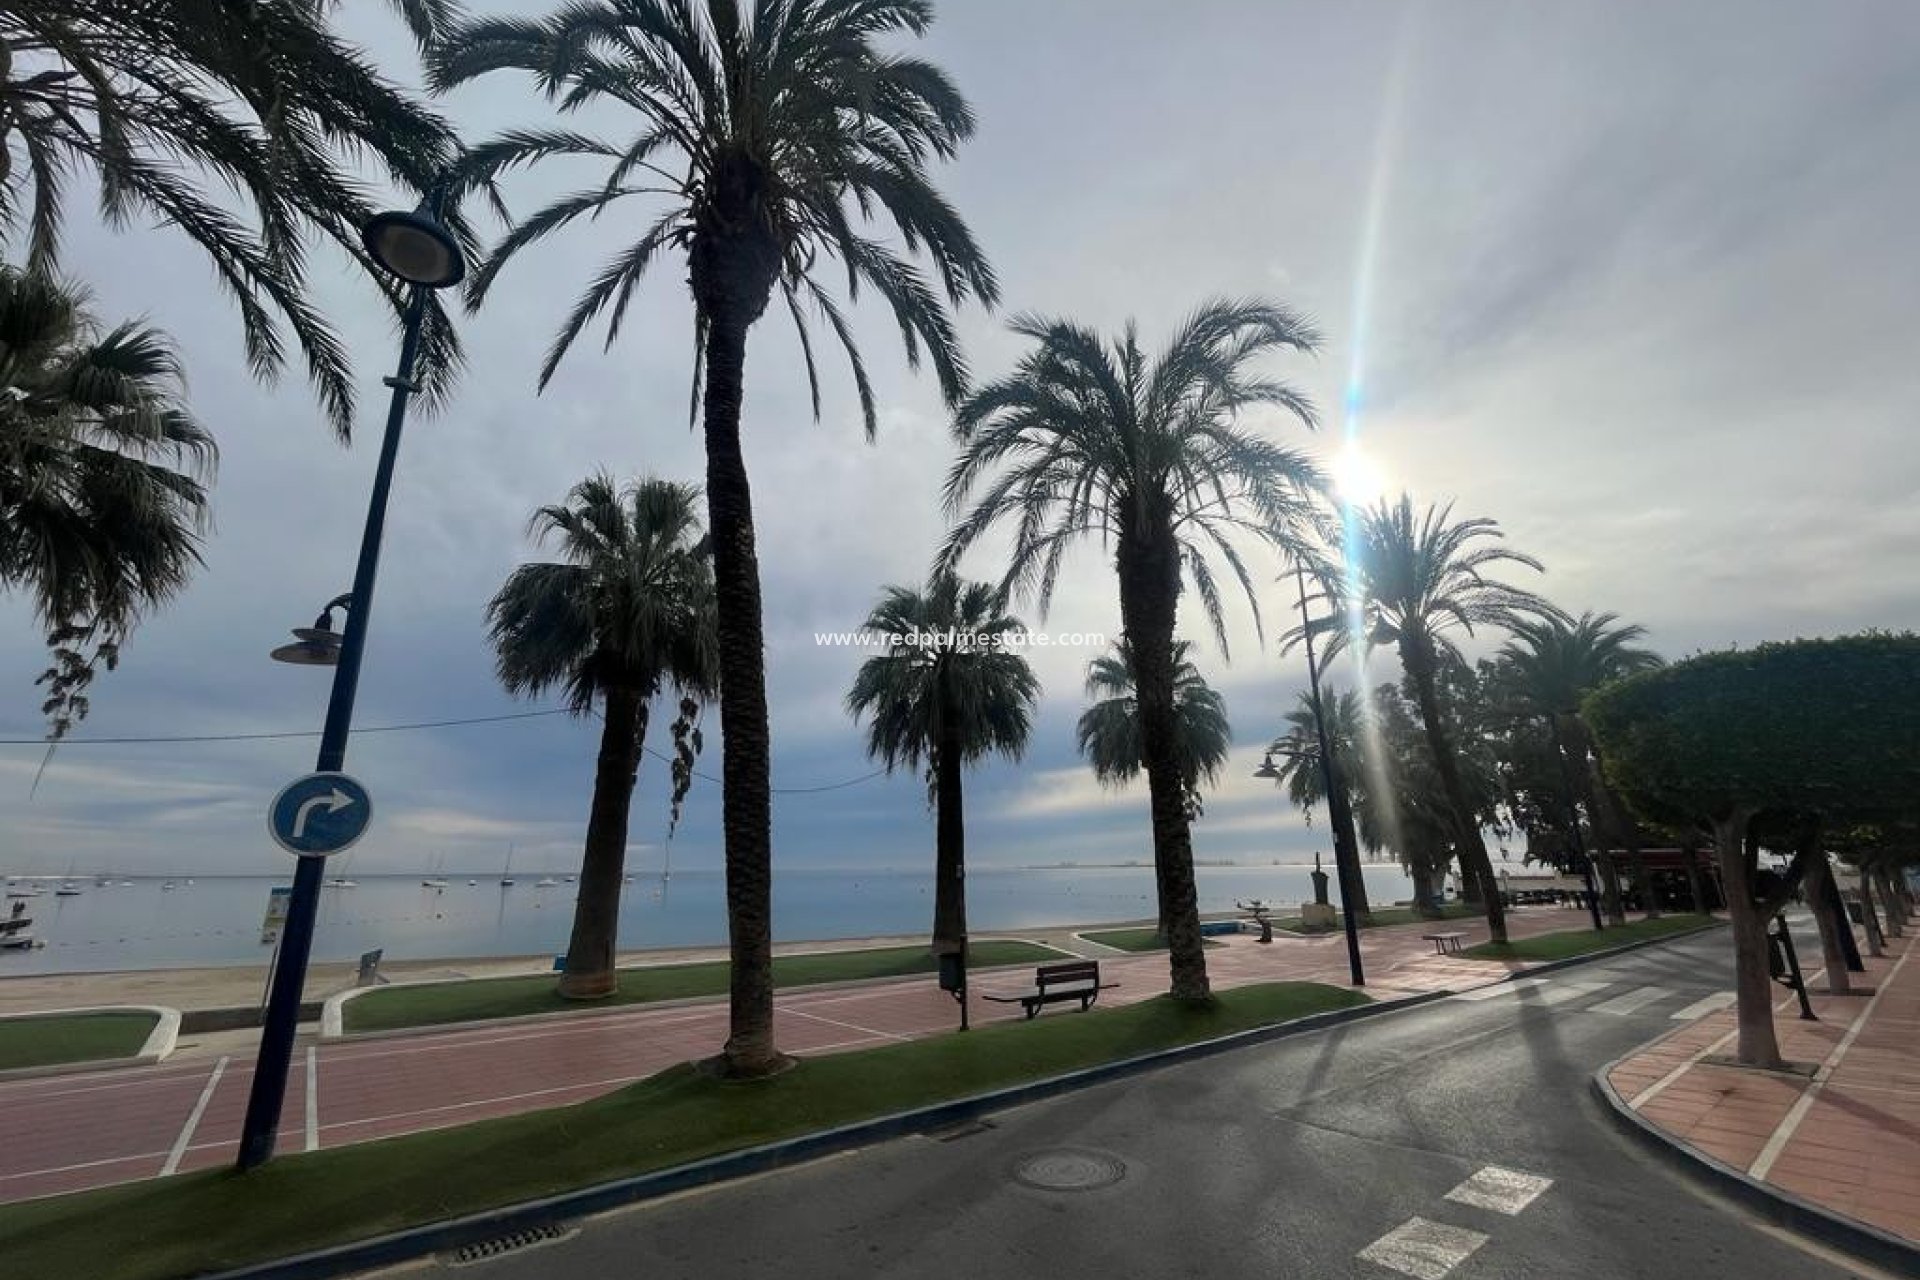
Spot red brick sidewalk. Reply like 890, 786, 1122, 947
1605, 929, 1920, 1244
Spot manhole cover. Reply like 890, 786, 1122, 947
1013, 1148, 1127, 1191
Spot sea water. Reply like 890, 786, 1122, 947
0, 863, 1416, 974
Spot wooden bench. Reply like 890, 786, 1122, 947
1423, 932, 1466, 955
983, 960, 1104, 1019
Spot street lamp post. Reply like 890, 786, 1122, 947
236, 194, 464, 1171
1288, 566, 1365, 987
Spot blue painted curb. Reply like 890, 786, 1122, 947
205, 987, 1449, 1280
1591, 1060, 1919, 1275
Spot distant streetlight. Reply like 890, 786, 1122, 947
1261, 566, 1366, 987
237, 192, 464, 1172
1543, 712, 1606, 932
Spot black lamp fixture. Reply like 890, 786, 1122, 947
269, 594, 352, 667
361, 199, 464, 289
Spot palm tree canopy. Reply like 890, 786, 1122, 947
0, 2, 467, 436
1266, 687, 1373, 837
1311, 493, 1560, 664
1078, 639, 1231, 796
487, 473, 719, 713
942, 299, 1324, 654
1493, 611, 1662, 716
430, 0, 997, 419
845, 570, 1039, 783
0, 266, 215, 735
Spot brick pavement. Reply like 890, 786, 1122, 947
1606, 929, 1919, 1244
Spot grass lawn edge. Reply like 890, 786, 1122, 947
0, 1008, 171, 1075
1464, 913, 1725, 963
5, 982, 1425, 1280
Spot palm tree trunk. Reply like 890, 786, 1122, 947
1410, 862, 1439, 917
559, 687, 647, 999
700, 312, 783, 1077
1118, 526, 1210, 1001
1879, 868, 1905, 936
1401, 639, 1507, 944
932, 730, 967, 953
1716, 810, 1786, 1070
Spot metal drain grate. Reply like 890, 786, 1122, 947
443, 1222, 577, 1266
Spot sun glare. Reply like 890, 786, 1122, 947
1331, 443, 1388, 506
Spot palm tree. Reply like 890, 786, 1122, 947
432, 0, 995, 1076
1078, 640, 1231, 823
1494, 611, 1662, 923
0, 267, 214, 736
0, 2, 466, 435
487, 473, 718, 1000
944, 300, 1323, 1001
1319, 494, 1557, 944
845, 570, 1037, 957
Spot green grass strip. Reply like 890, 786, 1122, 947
3, 982, 1367, 1280
0, 1011, 157, 1071
1078, 927, 1226, 953
344, 940, 1064, 1034
1273, 901, 1481, 934
1460, 913, 1719, 961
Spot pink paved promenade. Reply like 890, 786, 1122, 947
1607, 930, 1920, 1244
0, 907, 1591, 1204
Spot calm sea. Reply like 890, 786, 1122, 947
0, 863, 1415, 975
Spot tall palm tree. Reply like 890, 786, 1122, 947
0, 266, 214, 736
944, 300, 1323, 1001
487, 473, 718, 1000
846, 570, 1037, 957
1494, 611, 1662, 923
1318, 494, 1557, 944
0, 2, 466, 435
1078, 640, 1231, 822
432, 0, 995, 1076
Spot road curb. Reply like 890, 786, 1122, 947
1494, 917, 1728, 981
1590, 1059, 1920, 1275
205, 985, 1449, 1280
0, 1005, 179, 1081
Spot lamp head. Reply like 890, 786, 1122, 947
362, 199, 465, 288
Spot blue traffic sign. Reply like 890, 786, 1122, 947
268, 772, 372, 857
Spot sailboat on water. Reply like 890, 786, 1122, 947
422, 853, 450, 889
499, 845, 517, 887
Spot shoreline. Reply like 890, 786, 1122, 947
0, 913, 1234, 1017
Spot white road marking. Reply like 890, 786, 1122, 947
1588, 985, 1673, 1016
1451, 979, 1608, 1006
304, 1045, 320, 1152
1669, 991, 1737, 1020
1749, 941, 1914, 1180
1358, 1216, 1489, 1279
1443, 1165, 1554, 1216
780, 1006, 911, 1042
1451, 977, 1550, 1002
160, 1056, 227, 1176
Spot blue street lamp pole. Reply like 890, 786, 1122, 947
236, 197, 463, 1171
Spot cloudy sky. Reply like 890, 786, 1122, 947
5, 0, 1917, 880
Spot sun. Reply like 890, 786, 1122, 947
1330, 442, 1388, 506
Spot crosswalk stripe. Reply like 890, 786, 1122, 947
1358, 1216, 1489, 1279
1668, 991, 1736, 1020
1452, 979, 1607, 1005
1588, 985, 1672, 1016
1444, 1165, 1554, 1216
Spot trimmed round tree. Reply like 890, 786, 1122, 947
1584, 634, 1920, 1067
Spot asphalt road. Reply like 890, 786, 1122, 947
382, 931, 1886, 1280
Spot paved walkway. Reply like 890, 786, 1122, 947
1606, 926, 1919, 1245
0, 905, 1601, 1204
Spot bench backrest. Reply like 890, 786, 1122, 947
1036, 960, 1099, 989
